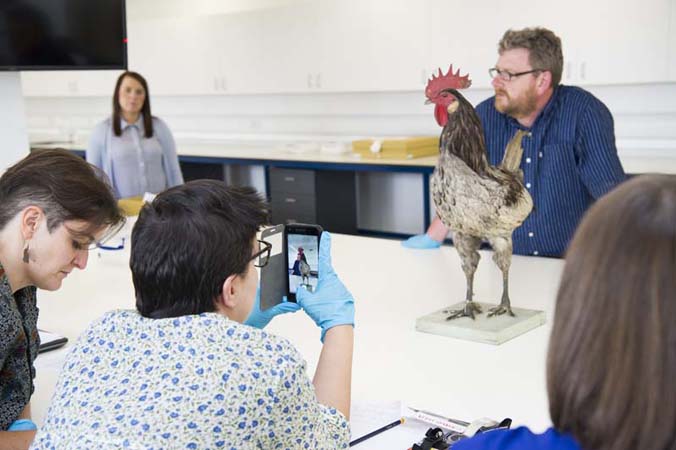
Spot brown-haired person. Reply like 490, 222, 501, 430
404, 27, 626, 256
87, 71, 184, 199
450, 173, 676, 450
0, 149, 124, 449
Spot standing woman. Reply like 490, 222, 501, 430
0, 149, 124, 449
87, 71, 184, 199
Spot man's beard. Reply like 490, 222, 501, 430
494, 87, 538, 118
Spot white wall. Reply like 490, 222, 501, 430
0, 73, 29, 171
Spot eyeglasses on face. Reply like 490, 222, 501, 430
251, 239, 272, 268
67, 218, 127, 251
489, 67, 543, 82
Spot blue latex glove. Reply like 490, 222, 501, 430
401, 233, 441, 249
244, 286, 300, 329
296, 232, 355, 342
8, 419, 37, 431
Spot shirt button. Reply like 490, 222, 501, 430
539, 152, 543, 158
533, 251, 539, 256
526, 157, 531, 163
528, 232, 534, 237
526, 183, 532, 188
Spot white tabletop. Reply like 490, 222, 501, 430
33, 224, 564, 447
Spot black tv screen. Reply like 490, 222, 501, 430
0, 0, 127, 70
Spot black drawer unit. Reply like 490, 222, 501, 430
269, 167, 357, 234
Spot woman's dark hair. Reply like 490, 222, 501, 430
131, 180, 269, 319
0, 149, 124, 235
112, 71, 153, 138
548, 174, 676, 450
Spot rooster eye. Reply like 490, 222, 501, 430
441, 92, 448, 97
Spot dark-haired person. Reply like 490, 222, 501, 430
87, 71, 184, 199
404, 27, 626, 257
0, 150, 124, 449
449, 174, 676, 450
31, 181, 355, 449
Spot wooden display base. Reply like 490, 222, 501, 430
415, 302, 546, 345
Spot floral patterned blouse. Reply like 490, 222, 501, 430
31, 310, 350, 449
0, 264, 39, 431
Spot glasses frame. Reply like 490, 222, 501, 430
251, 239, 272, 268
489, 67, 543, 82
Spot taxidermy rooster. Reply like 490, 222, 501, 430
427, 66, 533, 319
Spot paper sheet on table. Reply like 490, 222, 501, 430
349, 400, 431, 449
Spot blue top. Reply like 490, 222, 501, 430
476, 85, 626, 257
454, 427, 581, 450
87, 115, 184, 199
30, 310, 349, 449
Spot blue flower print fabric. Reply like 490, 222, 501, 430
31, 310, 349, 449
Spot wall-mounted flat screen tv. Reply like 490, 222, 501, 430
0, 0, 127, 70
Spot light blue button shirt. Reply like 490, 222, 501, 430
87, 115, 184, 199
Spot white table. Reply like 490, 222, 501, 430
33, 225, 564, 448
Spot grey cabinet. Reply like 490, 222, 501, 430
269, 167, 357, 234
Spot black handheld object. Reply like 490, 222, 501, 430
260, 224, 286, 311
284, 223, 322, 301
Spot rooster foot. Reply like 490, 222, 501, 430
487, 304, 515, 318
445, 301, 482, 320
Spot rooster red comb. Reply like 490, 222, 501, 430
425, 65, 472, 97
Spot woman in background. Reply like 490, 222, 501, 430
87, 71, 183, 199
453, 174, 676, 450
0, 149, 123, 449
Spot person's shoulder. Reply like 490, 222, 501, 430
476, 96, 496, 115
151, 116, 171, 132
93, 117, 113, 131
82, 309, 140, 334
454, 427, 581, 450
89, 117, 113, 140
557, 85, 609, 112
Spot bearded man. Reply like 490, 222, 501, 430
404, 27, 626, 257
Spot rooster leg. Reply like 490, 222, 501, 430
487, 236, 516, 318
445, 233, 483, 320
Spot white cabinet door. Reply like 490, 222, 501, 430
427, 0, 512, 89
127, 17, 212, 96
557, 0, 670, 85
21, 70, 122, 97
669, 0, 676, 81
203, 2, 323, 94
318, 0, 430, 92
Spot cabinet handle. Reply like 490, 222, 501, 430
284, 176, 295, 182
284, 197, 296, 203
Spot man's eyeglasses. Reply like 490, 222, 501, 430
489, 67, 543, 82
251, 240, 272, 268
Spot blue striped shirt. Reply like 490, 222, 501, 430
476, 85, 626, 257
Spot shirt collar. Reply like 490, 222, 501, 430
120, 114, 144, 131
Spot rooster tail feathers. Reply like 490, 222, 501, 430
500, 130, 529, 173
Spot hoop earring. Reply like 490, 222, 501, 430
23, 242, 30, 264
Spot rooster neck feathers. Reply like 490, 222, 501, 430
437, 89, 526, 208
439, 89, 489, 175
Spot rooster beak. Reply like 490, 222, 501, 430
424, 99, 432, 105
